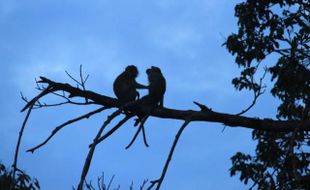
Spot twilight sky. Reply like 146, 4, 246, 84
0, 0, 280, 189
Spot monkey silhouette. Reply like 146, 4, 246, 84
144, 66, 166, 107
113, 65, 148, 104
134, 66, 166, 125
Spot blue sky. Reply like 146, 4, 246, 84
0, 0, 280, 189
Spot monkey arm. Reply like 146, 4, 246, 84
135, 82, 148, 89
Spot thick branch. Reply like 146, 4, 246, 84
23, 77, 310, 132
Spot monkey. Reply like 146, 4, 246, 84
134, 66, 166, 116
144, 66, 166, 107
126, 66, 166, 149
113, 65, 148, 104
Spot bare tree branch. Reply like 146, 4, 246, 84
21, 76, 310, 132
147, 120, 191, 190
27, 107, 107, 153
77, 109, 124, 190
90, 114, 134, 148
17, 74, 310, 190
125, 115, 150, 149
21, 86, 53, 112
12, 104, 34, 186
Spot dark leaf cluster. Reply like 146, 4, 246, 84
230, 130, 309, 189
225, 0, 310, 189
0, 163, 40, 190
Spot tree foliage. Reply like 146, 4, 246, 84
0, 163, 40, 190
225, 0, 309, 189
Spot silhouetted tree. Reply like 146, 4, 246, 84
225, 0, 309, 189
12, 0, 309, 189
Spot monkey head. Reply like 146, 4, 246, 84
113, 65, 148, 104
146, 66, 161, 75
125, 65, 139, 78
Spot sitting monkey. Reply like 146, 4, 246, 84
126, 66, 166, 148
113, 65, 148, 104
143, 66, 166, 107
135, 66, 166, 115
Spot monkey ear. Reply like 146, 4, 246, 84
151, 66, 161, 73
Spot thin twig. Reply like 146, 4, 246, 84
11, 104, 34, 189
125, 105, 158, 149
77, 109, 124, 190
79, 65, 89, 103
140, 179, 149, 190
141, 121, 149, 148
236, 67, 267, 116
90, 115, 133, 147
49, 91, 95, 106
222, 67, 267, 132
97, 174, 102, 190
27, 107, 107, 153
125, 116, 149, 149
107, 175, 115, 190
147, 120, 191, 190
65, 70, 82, 86
21, 86, 53, 112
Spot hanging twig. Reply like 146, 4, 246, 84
125, 115, 150, 149
125, 106, 159, 149
147, 119, 191, 190
27, 107, 107, 153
